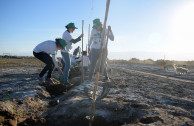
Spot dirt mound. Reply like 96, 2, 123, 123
39, 75, 88, 97
69, 66, 82, 79
0, 110, 17, 126
39, 66, 84, 97
44, 81, 150, 126
0, 97, 48, 126
45, 84, 67, 96
39, 81, 72, 97
139, 116, 164, 124
18, 116, 46, 126
0, 110, 47, 126
0, 101, 16, 126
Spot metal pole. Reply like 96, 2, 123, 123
89, 0, 110, 126
82, 20, 84, 82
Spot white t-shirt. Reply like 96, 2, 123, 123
33, 40, 59, 68
88, 28, 114, 50
75, 55, 90, 67
61, 30, 73, 53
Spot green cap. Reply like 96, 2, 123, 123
59, 39, 67, 50
66, 23, 78, 29
92, 18, 101, 29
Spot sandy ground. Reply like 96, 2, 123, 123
112, 63, 194, 81
0, 62, 193, 126
109, 64, 194, 125
0, 66, 50, 126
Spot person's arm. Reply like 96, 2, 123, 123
62, 31, 82, 44
70, 36, 81, 44
50, 43, 63, 75
75, 57, 82, 62
88, 29, 94, 52
107, 26, 114, 41
87, 57, 90, 65
51, 54, 63, 75
88, 36, 93, 47
88, 35, 93, 54
51, 54, 59, 68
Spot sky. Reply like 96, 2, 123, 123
0, 0, 194, 61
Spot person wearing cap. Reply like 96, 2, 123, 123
33, 38, 66, 83
75, 51, 90, 74
88, 18, 114, 81
73, 46, 81, 57
61, 22, 84, 85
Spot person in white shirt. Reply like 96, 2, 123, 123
71, 56, 76, 67
33, 38, 66, 83
88, 18, 114, 81
61, 23, 84, 85
75, 51, 90, 74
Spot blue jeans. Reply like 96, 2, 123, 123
89, 48, 108, 81
61, 52, 71, 83
83, 66, 88, 75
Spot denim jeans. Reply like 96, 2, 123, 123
61, 52, 71, 83
83, 66, 88, 75
88, 48, 108, 81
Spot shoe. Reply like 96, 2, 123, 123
45, 78, 54, 84
38, 76, 44, 83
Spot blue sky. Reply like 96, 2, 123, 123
0, 0, 194, 60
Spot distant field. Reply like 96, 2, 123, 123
1, 56, 194, 68
108, 58, 194, 67
0, 58, 43, 68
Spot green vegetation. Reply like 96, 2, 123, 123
108, 58, 194, 67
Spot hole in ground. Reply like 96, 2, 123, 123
45, 84, 67, 96
140, 116, 164, 124
46, 116, 124, 126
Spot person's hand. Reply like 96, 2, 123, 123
80, 34, 84, 38
88, 48, 90, 54
108, 26, 111, 31
57, 68, 63, 75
